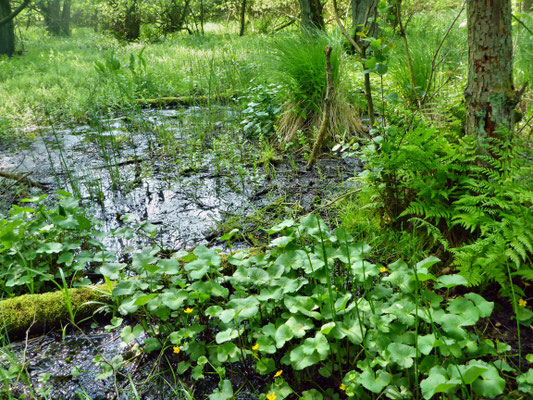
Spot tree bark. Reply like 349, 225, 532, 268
298, 0, 324, 31
352, 0, 378, 43
464, 0, 516, 144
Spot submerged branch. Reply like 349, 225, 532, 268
0, 170, 49, 190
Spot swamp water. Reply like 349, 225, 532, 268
0, 106, 363, 399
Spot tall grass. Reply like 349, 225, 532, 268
0, 26, 258, 138
265, 31, 363, 143
266, 32, 344, 114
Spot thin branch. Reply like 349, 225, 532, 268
274, 18, 296, 32
421, 2, 466, 106
307, 188, 362, 217
331, 0, 363, 54
513, 14, 533, 36
0, 170, 49, 190
331, 0, 375, 126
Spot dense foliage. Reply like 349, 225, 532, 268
0, 0, 532, 398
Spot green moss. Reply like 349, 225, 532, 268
0, 284, 113, 339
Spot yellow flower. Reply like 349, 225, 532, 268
184, 307, 194, 314
252, 343, 259, 351
519, 299, 527, 307
380, 266, 387, 273
340, 383, 346, 391
173, 346, 180, 354
274, 370, 283, 378
266, 392, 276, 400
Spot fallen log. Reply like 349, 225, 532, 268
0, 284, 113, 339
137, 93, 240, 108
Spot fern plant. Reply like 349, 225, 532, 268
358, 125, 533, 297
450, 132, 533, 294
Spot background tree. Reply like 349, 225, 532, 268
99, 0, 141, 40
298, 0, 324, 31
464, 0, 519, 144
157, 0, 192, 34
0, 0, 31, 56
38, 0, 71, 35
60, 0, 70, 34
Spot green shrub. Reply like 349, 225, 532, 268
389, 12, 467, 105
240, 83, 283, 141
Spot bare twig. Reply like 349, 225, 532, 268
331, 0, 363, 54
307, 46, 334, 168
513, 14, 533, 36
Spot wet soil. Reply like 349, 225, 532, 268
0, 106, 362, 253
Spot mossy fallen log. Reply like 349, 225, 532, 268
0, 284, 113, 339
0, 249, 263, 340
137, 93, 240, 108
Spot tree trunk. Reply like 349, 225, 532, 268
464, 0, 515, 144
60, 0, 70, 35
239, 0, 246, 36
298, 0, 324, 31
43, 0, 61, 35
0, 0, 15, 56
200, 0, 204, 34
